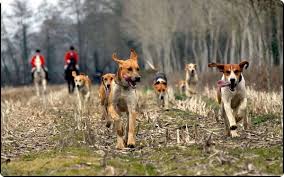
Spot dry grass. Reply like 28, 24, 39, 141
1, 83, 283, 175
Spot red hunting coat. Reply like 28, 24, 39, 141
64, 50, 79, 65
30, 54, 45, 68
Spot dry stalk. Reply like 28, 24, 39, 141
176, 129, 180, 144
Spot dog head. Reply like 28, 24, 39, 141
72, 71, 88, 88
153, 78, 167, 100
101, 73, 115, 91
112, 49, 141, 89
208, 61, 249, 91
185, 63, 197, 76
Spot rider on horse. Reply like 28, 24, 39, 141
64, 46, 79, 71
30, 49, 48, 81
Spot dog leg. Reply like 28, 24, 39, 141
237, 98, 250, 130
101, 104, 107, 120
76, 89, 82, 112
221, 103, 230, 137
127, 111, 137, 148
108, 105, 125, 149
124, 112, 129, 145
222, 100, 239, 137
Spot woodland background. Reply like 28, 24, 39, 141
1, 0, 283, 90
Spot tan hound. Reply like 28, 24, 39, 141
99, 73, 115, 125
107, 49, 141, 149
185, 63, 198, 97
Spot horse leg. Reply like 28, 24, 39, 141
71, 80, 75, 93
68, 80, 72, 93
42, 79, 47, 95
35, 80, 40, 96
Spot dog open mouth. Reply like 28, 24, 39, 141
229, 83, 237, 91
217, 80, 230, 88
217, 80, 236, 91
125, 77, 137, 89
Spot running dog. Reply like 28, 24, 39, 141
153, 72, 169, 109
99, 73, 115, 124
72, 71, 91, 111
107, 49, 141, 149
185, 63, 198, 97
208, 61, 250, 137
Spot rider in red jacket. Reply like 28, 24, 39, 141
30, 49, 48, 80
64, 46, 79, 70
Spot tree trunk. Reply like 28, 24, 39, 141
230, 29, 236, 64
22, 24, 28, 84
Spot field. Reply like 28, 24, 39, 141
1, 84, 283, 176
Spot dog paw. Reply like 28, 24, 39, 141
127, 137, 135, 148
127, 144, 135, 148
106, 121, 112, 128
230, 130, 240, 138
116, 142, 125, 150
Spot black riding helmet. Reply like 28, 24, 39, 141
70, 46, 75, 50
36, 49, 41, 53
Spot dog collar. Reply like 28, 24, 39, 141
114, 79, 131, 90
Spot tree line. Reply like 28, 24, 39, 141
1, 0, 283, 86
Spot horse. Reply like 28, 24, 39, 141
33, 58, 47, 97
65, 58, 79, 93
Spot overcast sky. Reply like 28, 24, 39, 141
1, 0, 59, 34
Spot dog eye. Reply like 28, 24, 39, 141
110, 78, 113, 81
136, 67, 140, 71
225, 71, 230, 74
234, 70, 239, 74
104, 78, 107, 81
128, 67, 133, 71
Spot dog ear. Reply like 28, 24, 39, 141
208, 62, 224, 72
130, 49, 138, 61
184, 64, 188, 71
72, 71, 77, 77
112, 53, 124, 64
239, 60, 249, 70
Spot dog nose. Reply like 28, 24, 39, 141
191, 70, 194, 74
107, 84, 110, 88
230, 78, 235, 83
135, 76, 141, 82
161, 96, 164, 100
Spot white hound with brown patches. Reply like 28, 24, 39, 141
208, 61, 250, 138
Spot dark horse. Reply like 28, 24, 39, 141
65, 58, 79, 93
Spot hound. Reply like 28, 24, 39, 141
184, 63, 198, 97
72, 71, 91, 111
208, 61, 250, 137
153, 72, 169, 109
99, 73, 115, 125
107, 49, 141, 149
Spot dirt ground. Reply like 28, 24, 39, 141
1, 84, 283, 175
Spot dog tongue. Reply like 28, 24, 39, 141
124, 76, 136, 88
217, 80, 230, 88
